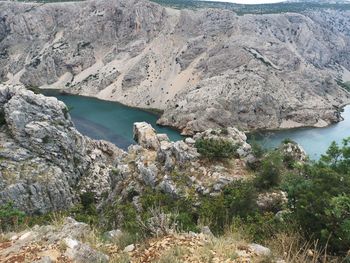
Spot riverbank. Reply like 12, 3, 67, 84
249, 105, 350, 159
42, 88, 350, 157
42, 89, 184, 149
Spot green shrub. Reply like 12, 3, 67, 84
0, 111, 5, 126
231, 212, 291, 243
282, 154, 295, 169
195, 138, 238, 159
255, 151, 283, 190
26, 86, 41, 94
336, 79, 350, 92
0, 202, 26, 231
140, 188, 198, 233
284, 138, 350, 254
199, 181, 257, 234
42, 135, 50, 144
69, 192, 98, 225
250, 140, 265, 159
282, 138, 295, 144
118, 203, 139, 234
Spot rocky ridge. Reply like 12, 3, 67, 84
1, 0, 350, 134
0, 85, 290, 262
0, 84, 257, 215
0, 84, 124, 214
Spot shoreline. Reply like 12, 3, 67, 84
40, 88, 350, 137
247, 104, 350, 138
41, 88, 185, 135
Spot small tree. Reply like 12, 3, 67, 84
0, 202, 26, 231
255, 151, 283, 190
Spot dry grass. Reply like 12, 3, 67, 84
49, 212, 67, 228
155, 246, 189, 263
137, 206, 178, 237
267, 231, 340, 263
110, 252, 131, 263
190, 230, 249, 263
0, 234, 9, 243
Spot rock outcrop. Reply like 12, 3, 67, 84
0, 84, 254, 215
1, 0, 350, 134
0, 217, 109, 263
102, 121, 252, 228
0, 217, 273, 263
0, 84, 124, 214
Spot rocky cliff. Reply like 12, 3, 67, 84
0, 85, 307, 263
0, 84, 256, 215
1, 0, 350, 134
0, 84, 124, 214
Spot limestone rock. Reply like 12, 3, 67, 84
194, 127, 252, 158
65, 239, 109, 263
0, 84, 124, 214
133, 122, 160, 150
257, 191, 288, 211
123, 244, 135, 253
201, 226, 213, 236
1, 0, 349, 134
279, 141, 308, 163
248, 243, 271, 257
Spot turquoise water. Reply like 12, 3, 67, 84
43, 90, 350, 157
44, 90, 183, 149
250, 106, 350, 159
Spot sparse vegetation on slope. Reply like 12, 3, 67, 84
151, 0, 350, 14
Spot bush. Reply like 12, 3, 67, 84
0, 111, 5, 126
284, 138, 350, 254
140, 188, 198, 233
255, 151, 283, 190
282, 138, 295, 144
0, 202, 26, 231
231, 212, 291, 243
199, 180, 257, 234
70, 192, 98, 225
195, 138, 238, 159
250, 140, 265, 159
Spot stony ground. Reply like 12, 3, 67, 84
0, 218, 272, 263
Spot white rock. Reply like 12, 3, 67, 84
248, 243, 271, 256
185, 137, 196, 144
19, 231, 32, 241
123, 244, 135, 253
63, 238, 79, 249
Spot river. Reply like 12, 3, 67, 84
44, 90, 350, 158
250, 106, 350, 159
43, 90, 183, 150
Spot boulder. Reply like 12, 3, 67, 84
248, 243, 271, 257
64, 238, 109, 263
280, 141, 308, 163
257, 191, 288, 212
194, 127, 252, 158
133, 122, 160, 150
123, 244, 135, 253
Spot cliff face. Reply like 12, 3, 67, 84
0, 84, 255, 214
1, 0, 350, 134
0, 84, 124, 214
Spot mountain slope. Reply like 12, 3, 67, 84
1, 0, 350, 134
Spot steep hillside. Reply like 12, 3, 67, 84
1, 0, 350, 134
